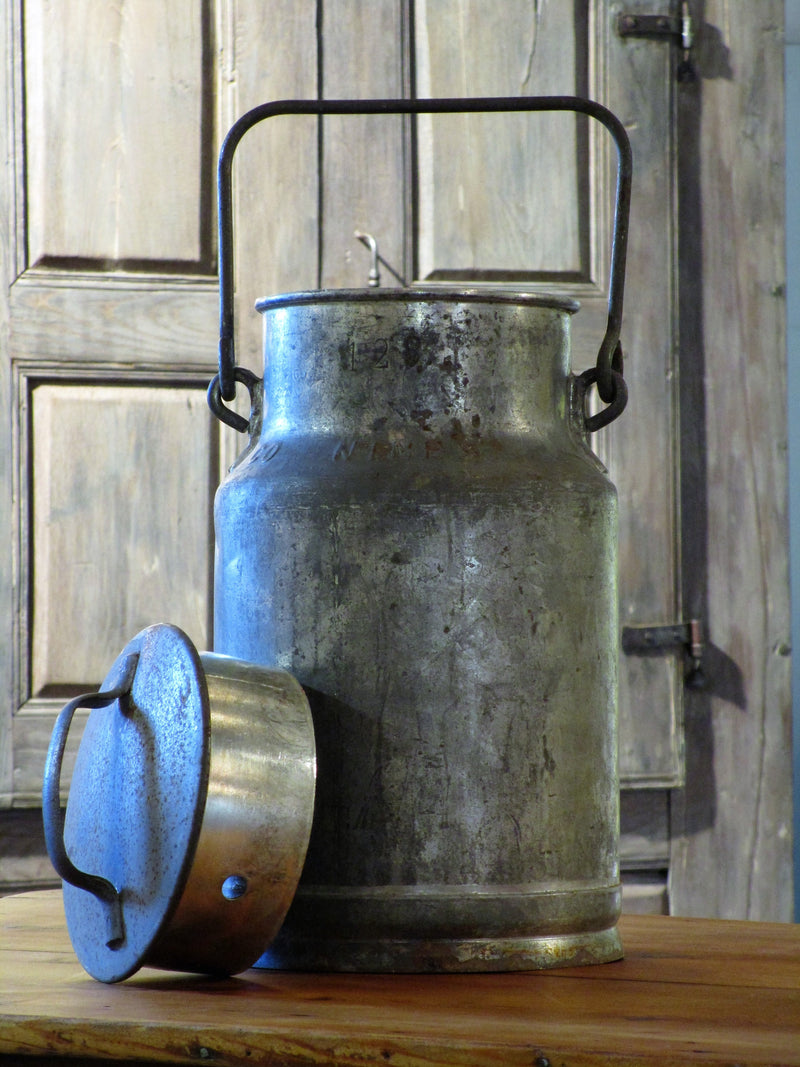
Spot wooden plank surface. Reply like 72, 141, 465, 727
222, 0, 319, 378
601, 3, 683, 788
1, 891, 799, 1067
414, 0, 582, 278
668, 0, 793, 922
9, 274, 217, 366
320, 0, 408, 289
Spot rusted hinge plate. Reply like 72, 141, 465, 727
617, 4, 693, 47
617, 13, 685, 41
621, 619, 705, 688
616, 6, 695, 80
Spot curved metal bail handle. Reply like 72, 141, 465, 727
213, 96, 633, 417
42, 653, 140, 949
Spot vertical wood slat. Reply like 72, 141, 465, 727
600, 10, 683, 785
223, 0, 319, 378
320, 0, 409, 289
669, 1, 792, 920
414, 0, 582, 279
24, 0, 207, 266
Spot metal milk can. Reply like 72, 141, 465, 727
208, 97, 632, 972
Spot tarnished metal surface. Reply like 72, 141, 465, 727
43, 624, 315, 982
213, 291, 622, 971
148, 650, 316, 976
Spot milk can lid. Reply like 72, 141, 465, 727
44, 624, 210, 983
255, 286, 581, 314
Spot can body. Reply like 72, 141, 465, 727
213, 289, 621, 971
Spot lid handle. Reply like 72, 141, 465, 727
42, 653, 140, 950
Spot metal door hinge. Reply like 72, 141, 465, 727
621, 618, 705, 689
617, 4, 695, 81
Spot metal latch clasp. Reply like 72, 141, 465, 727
354, 231, 381, 288
617, 3, 695, 81
621, 618, 705, 689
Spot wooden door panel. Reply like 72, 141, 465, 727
9, 275, 217, 363
1, 0, 219, 807
415, 0, 585, 278
321, 0, 410, 289
29, 382, 214, 698
601, 12, 682, 785
24, 0, 211, 269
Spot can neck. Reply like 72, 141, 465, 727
260, 299, 575, 440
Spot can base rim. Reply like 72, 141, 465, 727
255, 924, 623, 973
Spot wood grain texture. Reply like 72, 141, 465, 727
669, 1, 793, 921
24, 0, 207, 265
29, 385, 214, 696
10, 274, 217, 365
599, 11, 684, 788
222, 0, 319, 377
4, 708, 88, 806
1, 892, 799, 1067
1, 0, 222, 815
320, 0, 409, 289
415, 0, 582, 278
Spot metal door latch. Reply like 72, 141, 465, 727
621, 618, 705, 689
617, 3, 695, 81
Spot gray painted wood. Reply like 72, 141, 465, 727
599, 4, 684, 788
29, 384, 214, 699
10, 274, 218, 363
10, 706, 87, 804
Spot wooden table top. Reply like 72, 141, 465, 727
1, 890, 799, 1067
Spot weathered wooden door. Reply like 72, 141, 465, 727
0, 0, 221, 888
0, 0, 791, 921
